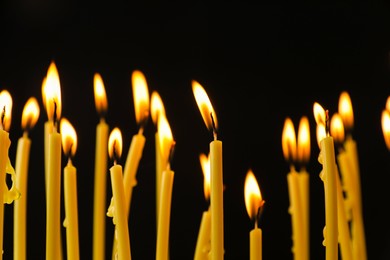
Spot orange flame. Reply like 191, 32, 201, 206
132, 70, 150, 127
60, 118, 77, 158
150, 91, 166, 127
43, 61, 62, 122
94, 73, 108, 117
192, 80, 218, 132
108, 127, 123, 161
282, 117, 296, 163
157, 114, 174, 164
338, 91, 353, 132
0, 90, 12, 131
21, 97, 40, 131
330, 113, 345, 146
244, 169, 264, 221
199, 153, 210, 201
297, 116, 310, 165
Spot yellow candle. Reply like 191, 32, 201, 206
14, 97, 40, 260
0, 90, 13, 260
92, 73, 109, 260
61, 118, 80, 260
43, 61, 63, 260
244, 170, 265, 260
313, 103, 338, 260
155, 113, 175, 260
150, 91, 166, 225
192, 80, 224, 260
107, 128, 131, 260
194, 153, 211, 260
42, 76, 52, 198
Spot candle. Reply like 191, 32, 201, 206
41, 76, 52, 198
150, 91, 166, 226
313, 103, 338, 260
244, 169, 265, 260
282, 117, 305, 260
338, 91, 366, 260
194, 153, 211, 260
107, 128, 131, 260
156, 114, 175, 260
192, 80, 224, 260
13, 97, 40, 260
60, 118, 80, 260
0, 90, 16, 260
330, 114, 353, 260
92, 72, 109, 260
43, 61, 63, 260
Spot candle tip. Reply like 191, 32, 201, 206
210, 112, 218, 140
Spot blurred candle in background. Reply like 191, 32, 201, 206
92, 72, 109, 260
194, 152, 211, 260
14, 97, 40, 260
61, 118, 80, 260
244, 169, 265, 260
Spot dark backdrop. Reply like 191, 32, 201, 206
1, 2, 390, 260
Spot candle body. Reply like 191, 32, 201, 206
46, 130, 62, 260
155, 132, 166, 225
44, 121, 54, 197
13, 135, 31, 260
156, 169, 174, 260
194, 208, 211, 260
250, 227, 262, 260
298, 170, 309, 260
110, 164, 131, 260
64, 161, 80, 260
93, 120, 109, 260
0, 130, 10, 260
320, 136, 338, 260
287, 171, 304, 260
210, 140, 224, 260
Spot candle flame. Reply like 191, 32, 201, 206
150, 91, 166, 127
244, 169, 264, 221
282, 117, 297, 163
192, 80, 218, 132
157, 114, 174, 164
21, 97, 40, 131
60, 118, 77, 158
41, 77, 47, 111
199, 153, 210, 201
0, 90, 12, 131
381, 109, 390, 150
94, 73, 108, 117
386, 96, 390, 112
316, 123, 326, 148
297, 116, 310, 165
43, 61, 62, 121
338, 91, 353, 132
330, 113, 345, 145
108, 127, 123, 161
132, 70, 150, 127
313, 102, 326, 126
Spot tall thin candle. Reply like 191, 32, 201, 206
14, 97, 40, 260
192, 80, 224, 260
61, 118, 80, 260
92, 73, 109, 260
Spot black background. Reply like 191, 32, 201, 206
1, 2, 390, 260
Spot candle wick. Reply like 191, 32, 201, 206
168, 141, 176, 165
23, 130, 29, 138
210, 112, 217, 140
255, 201, 266, 227
325, 110, 330, 136
138, 110, 149, 134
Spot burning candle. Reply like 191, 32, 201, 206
92, 72, 109, 260
244, 169, 265, 260
192, 80, 224, 260
194, 152, 211, 260
313, 102, 338, 260
150, 90, 166, 225
43, 61, 63, 260
338, 91, 366, 260
330, 114, 353, 260
107, 128, 131, 260
41, 75, 52, 197
60, 118, 80, 260
0, 90, 15, 260
156, 114, 175, 260
14, 97, 40, 260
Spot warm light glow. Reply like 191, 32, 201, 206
93, 73, 108, 117
199, 153, 210, 201
313, 102, 326, 126
338, 91, 353, 132
244, 169, 264, 221
316, 123, 326, 148
297, 116, 310, 165
330, 113, 345, 145
132, 70, 150, 126
60, 118, 78, 157
386, 96, 390, 112
282, 117, 296, 163
381, 109, 390, 150
0, 90, 12, 131
44, 61, 62, 121
150, 91, 166, 127
41, 77, 47, 111
192, 80, 218, 131
108, 127, 123, 161
21, 97, 40, 131
157, 114, 174, 164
